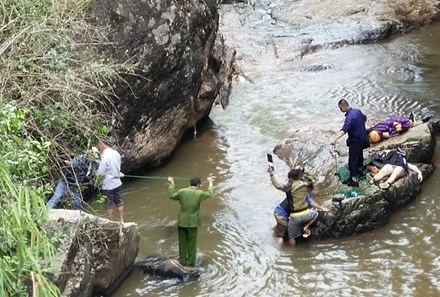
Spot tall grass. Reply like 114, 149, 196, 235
0, 161, 60, 296
0, 0, 135, 295
0, 0, 134, 170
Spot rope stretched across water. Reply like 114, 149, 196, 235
123, 175, 188, 181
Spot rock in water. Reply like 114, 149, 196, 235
135, 257, 201, 281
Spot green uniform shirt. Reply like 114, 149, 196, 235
168, 184, 214, 228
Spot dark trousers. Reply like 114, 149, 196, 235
178, 227, 198, 267
348, 142, 364, 179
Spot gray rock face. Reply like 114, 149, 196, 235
273, 121, 438, 239
46, 210, 140, 297
219, 0, 440, 64
91, 0, 234, 172
314, 163, 434, 239
273, 122, 436, 194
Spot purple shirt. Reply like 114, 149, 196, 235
341, 108, 368, 144
368, 116, 411, 136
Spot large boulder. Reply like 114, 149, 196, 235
91, 0, 234, 172
46, 210, 140, 297
312, 163, 434, 239
273, 122, 436, 195
220, 0, 440, 63
273, 121, 438, 239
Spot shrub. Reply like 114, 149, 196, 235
0, 0, 133, 295
0, 105, 59, 295
0, 0, 133, 170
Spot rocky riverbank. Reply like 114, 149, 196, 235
273, 120, 439, 239
45, 210, 140, 297
220, 0, 440, 64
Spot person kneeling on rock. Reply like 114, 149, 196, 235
269, 167, 319, 248
367, 147, 423, 189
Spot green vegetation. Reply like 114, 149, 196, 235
0, 102, 58, 295
1, 0, 133, 295
0, 160, 60, 296
1, 0, 131, 163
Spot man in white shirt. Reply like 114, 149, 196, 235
96, 139, 125, 223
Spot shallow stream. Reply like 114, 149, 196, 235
112, 21, 440, 297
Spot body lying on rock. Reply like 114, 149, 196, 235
134, 257, 201, 281
270, 129, 435, 243
366, 147, 423, 189
367, 114, 429, 144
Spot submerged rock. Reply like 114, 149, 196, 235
45, 210, 140, 297
135, 257, 201, 281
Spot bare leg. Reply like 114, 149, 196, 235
117, 206, 124, 223
411, 120, 423, 127
385, 166, 405, 184
277, 237, 285, 245
106, 207, 114, 219
373, 164, 394, 182
288, 238, 297, 248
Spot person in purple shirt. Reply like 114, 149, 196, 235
331, 99, 369, 187
366, 115, 425, 143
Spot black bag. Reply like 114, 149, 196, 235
383, 150, 409, 172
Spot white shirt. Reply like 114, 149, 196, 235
97, 147, 122, 190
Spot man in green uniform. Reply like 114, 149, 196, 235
168, 175, 215, 267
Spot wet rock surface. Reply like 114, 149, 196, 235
313, 163, 434, 239
220, 0, 440, 62
92, 0, 234, 172
273, 120, 438, 240
273, 122, 437, 194
134, 257, 201, 281
46, 210, 140, 297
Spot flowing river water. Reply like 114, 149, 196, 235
112, 17, 440, 297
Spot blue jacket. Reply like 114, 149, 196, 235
341, 108, 368, 144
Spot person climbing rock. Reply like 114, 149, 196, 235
268, 167, 318, 248
48, 149, 99, 210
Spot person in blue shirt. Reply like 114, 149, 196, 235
331, 99, 369, 187
48, 150, 99, 210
